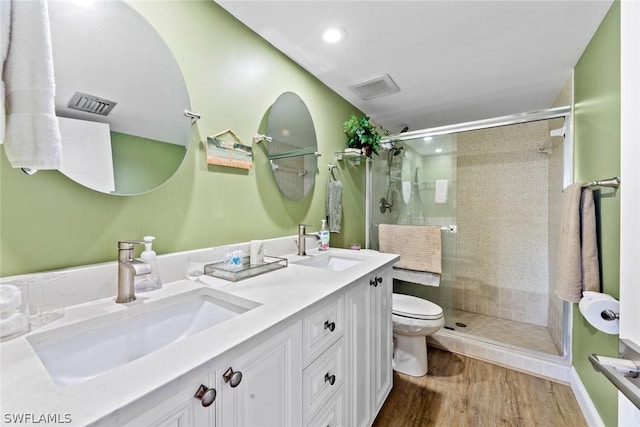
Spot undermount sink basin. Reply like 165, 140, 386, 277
28, 290, 259, 386
292, 252, 363, 272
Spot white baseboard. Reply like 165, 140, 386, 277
570, 367, 605, 427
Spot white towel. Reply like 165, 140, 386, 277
2, 0, 62, 169
401, 181, 411, 204
435, 179, 448, 204
326, 178, 342, 233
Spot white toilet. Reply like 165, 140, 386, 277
392, 293, 445, 377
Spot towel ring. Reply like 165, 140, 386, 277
328, 163, 339, 180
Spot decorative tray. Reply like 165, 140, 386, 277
204, 255, 287, 282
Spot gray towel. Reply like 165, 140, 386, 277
326, 178, 342, 233
555, 183, 601, 303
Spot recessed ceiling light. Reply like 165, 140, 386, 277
323, 26, 347, 43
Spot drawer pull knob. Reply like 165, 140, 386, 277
223, 367, 243, 388
376, 276, 383, 284
194, 384, 217, 407
369, 279, 377, 287
324, 320, 336, 332
324, 372, 336, 386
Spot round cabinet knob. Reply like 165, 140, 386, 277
223, 367, 243, 388
324, 372, 336, 386
369, 278, 377, 287
376, 276, 383, 284
194, 384, 217, 407
324, 320, 336, 332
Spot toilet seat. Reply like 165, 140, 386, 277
392, 293, 443, 320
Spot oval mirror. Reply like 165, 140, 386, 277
266, 92, 318, 201
48, 0, 192, 195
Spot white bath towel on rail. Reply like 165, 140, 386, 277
378, 224, 442, 274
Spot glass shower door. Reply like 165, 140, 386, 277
369, 135, 458, 330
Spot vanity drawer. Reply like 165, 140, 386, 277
303, 295, 344, 364
307, 385, 345, 427
303, 338, 344, 424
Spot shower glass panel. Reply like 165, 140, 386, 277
370, 116, 567, 357
370, 134, 458, 331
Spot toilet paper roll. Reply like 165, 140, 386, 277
578, 293, 620, 334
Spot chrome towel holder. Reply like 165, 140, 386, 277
328, 163, 339, 180
587, 176, 621, 189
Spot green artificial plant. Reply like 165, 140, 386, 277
343, 114, 385, 157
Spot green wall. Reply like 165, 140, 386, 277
0, 1, 365, 277
573, 2, 620, 426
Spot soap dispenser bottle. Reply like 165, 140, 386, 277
319, 219, 330, 251
138, 236, 162, 291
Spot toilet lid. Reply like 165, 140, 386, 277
392, 293, 443, 320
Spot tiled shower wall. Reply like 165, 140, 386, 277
455, 122, 550, 326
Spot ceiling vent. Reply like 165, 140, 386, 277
67, 92, 117, 116
348, 74, 400, 100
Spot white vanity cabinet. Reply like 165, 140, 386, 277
125, 321, 302, 427
302, 295, 345, 426
218, 320, 302, 427
345, 267, 393, 427
123, 373, 215, 427
106, 262, 393, 427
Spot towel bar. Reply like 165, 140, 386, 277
589, 339, 640, 410
587, 176, 621, 189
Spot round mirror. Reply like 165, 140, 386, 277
266, 92, 318, 201
48, 0, 192, 195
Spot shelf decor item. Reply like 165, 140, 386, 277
206, 128, 253, 169
342, 114, 385, 157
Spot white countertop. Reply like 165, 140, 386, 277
0, 248, 398, 426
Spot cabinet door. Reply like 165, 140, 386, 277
219, 321, 302, 427
123, 374, 215, 427
371, 268, 392, 413
345, 280, 372, 427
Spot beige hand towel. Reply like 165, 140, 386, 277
379, 224, 442, 273
555, 183, 601, 303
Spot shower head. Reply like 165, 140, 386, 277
400, 126, 409, 133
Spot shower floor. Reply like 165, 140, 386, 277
447, 309, 561, 355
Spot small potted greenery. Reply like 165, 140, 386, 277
343, 114, 385, 157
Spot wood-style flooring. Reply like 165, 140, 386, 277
373, 347, 587, 427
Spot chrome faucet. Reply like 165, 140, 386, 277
116, 241, 152, 303
297, 224, 321, 256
